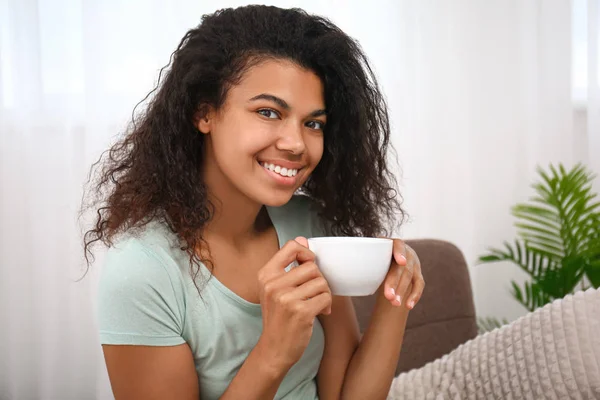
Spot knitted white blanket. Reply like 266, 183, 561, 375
388, 288, 600, 400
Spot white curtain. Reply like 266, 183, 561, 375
0, 0, 597, 398
392, 0, 597, 324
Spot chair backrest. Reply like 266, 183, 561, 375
351, 239, 478, 375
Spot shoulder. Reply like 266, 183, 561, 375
97, 222, 192, 345
100, 221, 190, 300
106, 220, 182, 260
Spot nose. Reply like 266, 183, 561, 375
275, 122, 305, 155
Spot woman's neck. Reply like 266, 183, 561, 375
203, 193, 267, 242
201, 158, 269, 246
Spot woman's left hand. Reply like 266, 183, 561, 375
382, 239, 425, 309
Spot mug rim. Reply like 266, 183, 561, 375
307, 236, 392, 244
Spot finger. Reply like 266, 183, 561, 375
262, 238, 315, 277
294, 236, 309, 248
288, 276, 331, 302
304, 291, 333, 316
383, 264, 402, 301
394, 266, 413, 307
378, 237, 407, 266
269, 262, 322, 289
406, 274, 425, 309
392, 239, 407, 266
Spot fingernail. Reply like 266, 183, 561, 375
390, 287, 396, 296
396, 295, 402, 305
408, 300, 415, 309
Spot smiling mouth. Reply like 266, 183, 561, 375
259, 161, 301, 178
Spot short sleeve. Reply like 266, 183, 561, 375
97, 239, 186, 346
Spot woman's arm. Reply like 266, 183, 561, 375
316, 288, 410, 400
316, 240, 424, 400
316, 296, 361, 399
219, 339, 294, 399
103, 340, 290, 400
339, 287, 411, 399
103, 344, 199, 400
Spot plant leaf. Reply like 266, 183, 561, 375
479, 162, 600, 311
585, 259, 600, 288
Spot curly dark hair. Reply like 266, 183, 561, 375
83, 5, 404, 275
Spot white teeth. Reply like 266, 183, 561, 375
261, 162, 298, 177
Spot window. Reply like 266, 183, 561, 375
572, 0, 599, 107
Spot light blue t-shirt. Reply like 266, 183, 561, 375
97, 195, 327, 399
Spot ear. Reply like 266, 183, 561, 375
194, 105, 214, 134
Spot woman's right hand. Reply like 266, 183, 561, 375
255, 236, 333, 372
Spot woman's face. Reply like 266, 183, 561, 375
199, 59, 326, 207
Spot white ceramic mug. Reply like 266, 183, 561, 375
307, 237, 393, 296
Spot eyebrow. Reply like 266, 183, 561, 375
249, 93, 326, 117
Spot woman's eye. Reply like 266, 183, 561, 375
306, 120, 325, 130
257, 109, 279, 119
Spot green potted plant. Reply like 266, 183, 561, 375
478, 163, 600, 325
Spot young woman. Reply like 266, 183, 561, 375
84, 5, 425, 399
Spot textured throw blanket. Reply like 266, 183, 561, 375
388, 288, 600, 400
